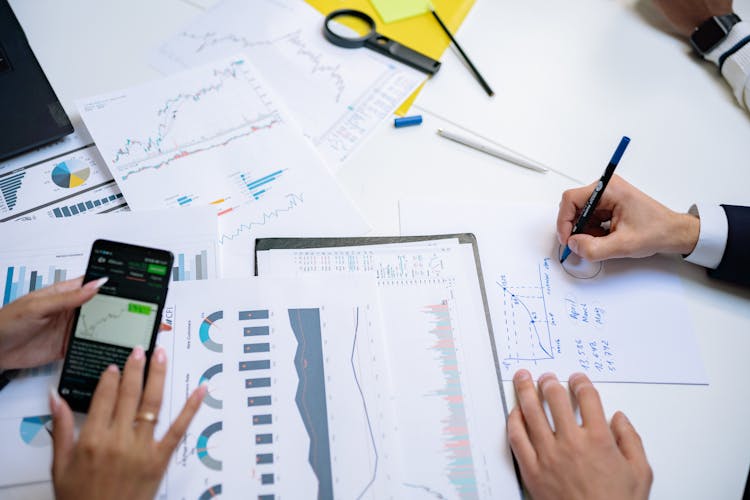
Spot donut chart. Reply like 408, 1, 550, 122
200, 311, 223, 352
199, 363, 223, 409
199, 484, 222, 499
51, 158, 90, 189
197, 421, 222, 470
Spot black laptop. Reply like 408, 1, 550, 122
0, 0, 72, 161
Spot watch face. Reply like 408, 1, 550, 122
691, 17, 729, 53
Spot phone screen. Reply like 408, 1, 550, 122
58, 239, 173, 412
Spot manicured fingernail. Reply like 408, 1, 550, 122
107, 364, 119, 373
568, 239, 578, 252
154, 347, 166, 364
131, 345, 145, 360
84, 277, 109, 290
514, 370, 530, 382
48, 387, 60, 413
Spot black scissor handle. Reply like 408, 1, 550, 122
365, 35, 441, 75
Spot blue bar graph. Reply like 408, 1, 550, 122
256, 454, 274, 465
177, 195, 193, 206
3, 265, 68, 305
51, 193, 125, 218
0, 171, 26, 211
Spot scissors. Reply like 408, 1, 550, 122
323, 9, 441, 75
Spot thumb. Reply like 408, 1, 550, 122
49, 388, 75, 479
34, 277, 108, 316
568, 233, 628, 262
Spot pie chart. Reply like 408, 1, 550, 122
51, 158, 90, 188
20, 415, 53, 447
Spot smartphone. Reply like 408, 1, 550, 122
58, 239, 174, 412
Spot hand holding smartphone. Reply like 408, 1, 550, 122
58, 239, 173, 412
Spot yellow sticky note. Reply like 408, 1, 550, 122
307, 0, 475, 113
369, 0, 429, 23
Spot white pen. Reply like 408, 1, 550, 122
436, 129, 549, 173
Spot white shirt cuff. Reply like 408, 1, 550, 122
705, 21, 750, 108
684, 204, 729, 269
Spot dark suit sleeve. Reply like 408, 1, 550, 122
707, 205, 750, 287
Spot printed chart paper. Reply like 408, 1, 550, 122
78, 55, 369, 275
258, 241, 521, 499
150, 0, 427, 166
0, 145, 125, 223
399, 200, 708, 384
155, 276, 402, 499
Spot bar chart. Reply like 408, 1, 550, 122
0, 170, 25, 212
238, 169, 285, 202
172, 250, 211, 281
3, 265, 70, 305
238, 308, 276, 494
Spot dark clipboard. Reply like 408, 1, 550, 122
255, 234, 523, 495
254, 234, 511, 425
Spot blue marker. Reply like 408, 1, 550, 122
560, 136, 631, 264
394, 115, 422, 128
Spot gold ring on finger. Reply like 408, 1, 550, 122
134, 411, 158, 425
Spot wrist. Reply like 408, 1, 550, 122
664, 212, 700, 255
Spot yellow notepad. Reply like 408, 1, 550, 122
306, 0, 475, 115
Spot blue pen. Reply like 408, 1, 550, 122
560, 136, 631, 264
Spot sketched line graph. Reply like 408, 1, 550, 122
498, 264, 554, 366
177, 30, 347, 103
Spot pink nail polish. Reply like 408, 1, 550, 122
154, 347, 166, 364
131, 345, 145, 360
84, 277, 109, 290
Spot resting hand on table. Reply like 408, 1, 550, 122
556, 175, 699, 262
508, 370, 653, 500
0, 277, 106, 370
50, 345, 206, 500
653, 0, 734, 37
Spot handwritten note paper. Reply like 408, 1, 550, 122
400, 200, 708, 384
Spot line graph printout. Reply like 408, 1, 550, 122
0, 145, 126, 223
258, 243, 521, 499
399, 200, 708, 384
78, 55, 368, 275
150, 0, 426, 166
156, 276, 402, 499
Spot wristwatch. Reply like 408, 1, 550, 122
690, 14, 742, 57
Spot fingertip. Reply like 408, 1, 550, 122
153, 346, 167, 365
48, 387, 61, 415
83, 276, 109, 292
513, 369, 531, 385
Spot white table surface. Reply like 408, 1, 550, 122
5, 0, 750, 498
